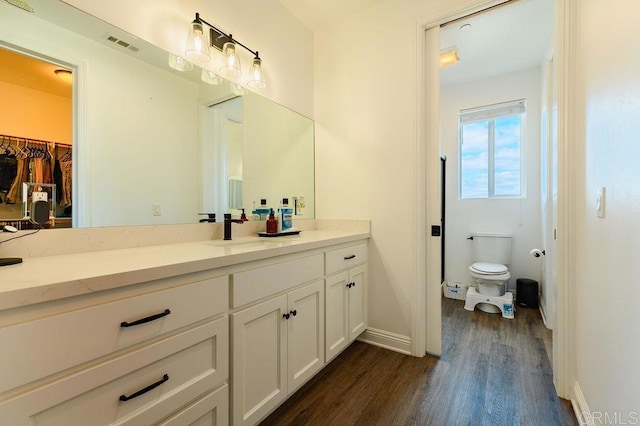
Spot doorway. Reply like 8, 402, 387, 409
423, 0, 557, 367
0, 45, 74, 228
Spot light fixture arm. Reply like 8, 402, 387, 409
194, 12, 260, 59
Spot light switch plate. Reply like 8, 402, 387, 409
596, 187, 606, 218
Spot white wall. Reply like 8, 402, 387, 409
574, 0, 640, 416
63, 0, 314, 117
441, 68, 543, 292
314, 0, 508, 340
243, 94, 315, 218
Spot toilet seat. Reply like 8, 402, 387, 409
469, 262, 511, 280
470, 262, 508, 274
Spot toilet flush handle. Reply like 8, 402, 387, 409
467, 236, 474, 240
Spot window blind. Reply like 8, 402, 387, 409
459, 99, 526, 124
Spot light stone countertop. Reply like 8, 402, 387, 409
0, 229, 369, 312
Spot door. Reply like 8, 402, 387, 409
540, 57, 558, 331
325, 271, 349, 361
287, 280, 324, 392
231, 295, 287, 426
348, 265, 366, 340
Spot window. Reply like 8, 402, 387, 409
459, 99, 525, 199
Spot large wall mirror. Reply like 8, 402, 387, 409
0, 0, 314, 229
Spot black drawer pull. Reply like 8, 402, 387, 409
343, 254, 356, 260
119, 374, 169, 402
120, 309, 171, 328
283, 313, 290, 320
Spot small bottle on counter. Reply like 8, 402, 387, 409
240, 208, 248, 222
278, 198, 293, 233
266, 208, 278, 234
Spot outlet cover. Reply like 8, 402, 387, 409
32, 191, 47, 202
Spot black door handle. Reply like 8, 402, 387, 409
119, 374, 169, 402
121, 309, 171, 328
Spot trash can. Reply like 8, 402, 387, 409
516, 278, 539, 308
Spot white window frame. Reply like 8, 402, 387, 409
458, 99, 526, 199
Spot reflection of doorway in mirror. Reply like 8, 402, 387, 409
227, 120, 244, 211
202, 97, 244, 217
0, 45, 73, 228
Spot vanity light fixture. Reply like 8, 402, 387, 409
54, 69, 72, 83
168, 53, 194, 72
440, 47, 459, 67
184, 12, 266, 88
201, 68, 223, 85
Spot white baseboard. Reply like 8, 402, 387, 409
539, 299, 551, 329
572, 381, 592, 425
357, 327, 412, 355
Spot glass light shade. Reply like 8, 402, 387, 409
219, 42, 242, 77
231, 83, 247, 96
201, 68, 223, 85
247, 57, 266, 89
185, 20, 210, 62
168, 53, 194, 71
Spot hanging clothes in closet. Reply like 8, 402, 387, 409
1, 135, 71, 208
0, 138, 18, 203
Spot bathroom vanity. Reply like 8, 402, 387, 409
0, 226, 369, 425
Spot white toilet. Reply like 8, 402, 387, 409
464, 232, 515, 319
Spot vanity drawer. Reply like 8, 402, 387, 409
0, 317, 228, 426
0, 275, 228, 394
325, 242, 367, 275
231, 254, 323, 308
157, 384, 229, 426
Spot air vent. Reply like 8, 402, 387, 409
106, 35, 140, 53
4, 0, 34, 12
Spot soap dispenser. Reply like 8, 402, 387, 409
266, 208, 278, 234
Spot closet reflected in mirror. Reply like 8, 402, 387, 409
0, 46, 72, 229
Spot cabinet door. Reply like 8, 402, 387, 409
232, 296, 288, 426
348, 265, 366, 340
325, 271, 349, 361
287, 280, 324, 392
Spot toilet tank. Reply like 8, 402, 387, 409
471, 232, 512, 264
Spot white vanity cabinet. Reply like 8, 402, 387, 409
0, 229, 370, 426
231, 255, 325, 426
0, 274, 230, 426
325, 243, 368, 361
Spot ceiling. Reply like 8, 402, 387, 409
277, 0, 387, 31
0, 46, 72, 98
277, 0, 553, 87
440, 0, 554, 87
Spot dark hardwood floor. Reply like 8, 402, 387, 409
261, 297, 577, 426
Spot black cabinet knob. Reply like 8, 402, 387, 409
291, 310, 297, 316
283, 313, 290, 320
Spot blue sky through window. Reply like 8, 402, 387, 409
460, 114, 522, 198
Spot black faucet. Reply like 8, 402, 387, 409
224, 213, 244, 240
198, 213, 216, 223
